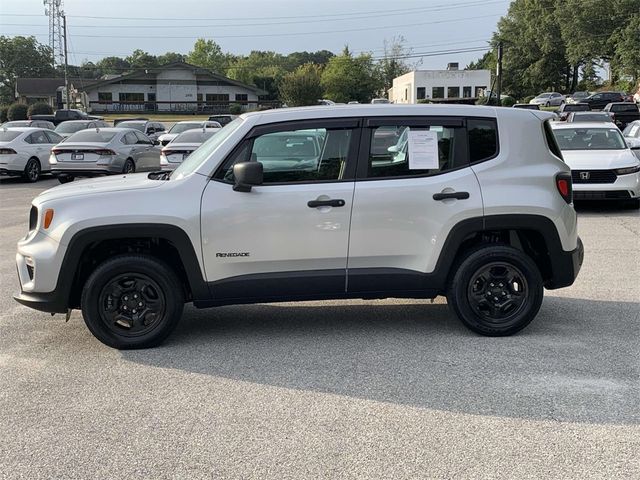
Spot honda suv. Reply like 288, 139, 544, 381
14, 105, 584, 349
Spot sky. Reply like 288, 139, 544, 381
0, 0, 510, 69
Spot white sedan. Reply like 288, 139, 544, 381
157, 120, 221, 146
0, 127, 64, 182
551, 121, 640, 208
160, 128, 219, 171
530, 92, 566, 107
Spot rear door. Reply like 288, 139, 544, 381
132, 131, 158, 170
347, 116, 484, 294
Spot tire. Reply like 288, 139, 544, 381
23, 158, 41, 183
81, 254, 184, 349
626, 198, 640, 210
545, 102, 550, 107
446, 245, 543, 336
122, 158, 135, 174
57, 174, 75, 184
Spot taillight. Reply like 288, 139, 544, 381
0, 148, 16, 154
94, 149, 115, 156
556, 172, 573, 204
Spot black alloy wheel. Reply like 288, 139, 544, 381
123, 159, 135, 174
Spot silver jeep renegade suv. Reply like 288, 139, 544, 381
15, 105, 584, 349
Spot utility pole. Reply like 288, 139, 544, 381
63, 14, 70, 109
496, 42, 503, 105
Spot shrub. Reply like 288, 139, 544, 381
27, 102, 53, 117
0, 105, 9, 123
476, 96, 499, 106
7, 102, 28, 121
228, 103, 243, 115
417, 99, 432, 104
523, 95, 536, 104
501, 96, 517, 107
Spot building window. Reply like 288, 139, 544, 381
206, 93, 229, 102
475, 86, 487, 97
118, 92, 144, 102
235, 94, 248, 102
463, 86, 472, 98
98, 92, 112, 102
432, 87, 444, 98
447, 86, 460, 98
197, 93, 203, 102
417, 87, 426, 100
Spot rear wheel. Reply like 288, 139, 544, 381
122, 159, 135, 174
447, 245, 543, 336
23, 158, 41, 182
81, 255, 184, 349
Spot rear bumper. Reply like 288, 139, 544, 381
545, 237, 584, 289
52, 168, 114, 177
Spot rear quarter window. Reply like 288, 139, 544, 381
467, 118, 498, 162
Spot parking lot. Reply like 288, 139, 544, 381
0, 177, 638, 478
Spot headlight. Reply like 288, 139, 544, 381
615, 165, 640, 175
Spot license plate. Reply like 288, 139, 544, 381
72, 153, 84, 160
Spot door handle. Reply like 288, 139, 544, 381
307, 199, 346, 208
433, 191, 470, 201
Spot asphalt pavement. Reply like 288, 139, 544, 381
0, 176, 638, 479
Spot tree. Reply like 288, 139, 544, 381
279, 63, 323, 106
27, 102, 53, 116
95, 56, 131, 75
0, 36, 55, 103
7, 102, 28, 121
187, 39, 231, 74
157, 52, 186, 65
286, 50, 334, 70
321, 47, 381, 103
126, 49, 158, 70
377, 36, 415, 95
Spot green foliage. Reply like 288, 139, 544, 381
7, 102, 28, 120
27, 102, 53, 116
0, 36, 55, 104
157, 52, 186, 65
501, 96, 517, 107
321, 47, 381, 103
126, 49, 158, 70
187, 39, 232, 74
228, 103, 242, 115
0, 105, 9, 123
377, 36, 414, 94
523, 95, 536, 103
279, 63, 323, 107
476, 96, 499, 106
95, 56, 131, 75
417, 99, 432, 104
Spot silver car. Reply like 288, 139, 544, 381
54, 119, 110, 138
50, 128, 161, 183
1, 120, 55, 130
623, 120, 640, 159
157, 121, 221, 146
529, 92, 566, 107
0, 127, 63, 182
159, 128, 219, 170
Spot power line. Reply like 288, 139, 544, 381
1, 1, 506, 29
7, 13, 505, 40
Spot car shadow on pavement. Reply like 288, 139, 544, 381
122, 296, 640, 425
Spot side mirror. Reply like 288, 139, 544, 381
232, 161, 263, 192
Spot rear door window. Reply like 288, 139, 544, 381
468, 118, 498, 162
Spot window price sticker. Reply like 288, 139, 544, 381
408, 130, 439, 170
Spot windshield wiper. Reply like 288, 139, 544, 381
147, 170, 172, 180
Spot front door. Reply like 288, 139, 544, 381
347, 116, 488, 294
200, 119, 360, 301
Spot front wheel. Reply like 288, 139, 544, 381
447, 245, 543, 336
23, 158, 41, 182
81, 255, 184, 349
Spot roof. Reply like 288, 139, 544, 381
81, 61, 266, 95
15, 78, 65, 95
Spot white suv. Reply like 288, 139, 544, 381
15, 105, 584, 349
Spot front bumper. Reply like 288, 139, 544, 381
545, 237, 584, 289
573, 172, 640, 200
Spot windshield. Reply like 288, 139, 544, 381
173, 130, 216, 143
172, 117, 244, 179
553, 127, 627, 150
537, 93, 552, 98
0, 130, 22, 141
65, 130, 117, 143
571, 113, 611, 122
55, 122, 89, 133
168, 122, 202, 134
117, 122, 145, 132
